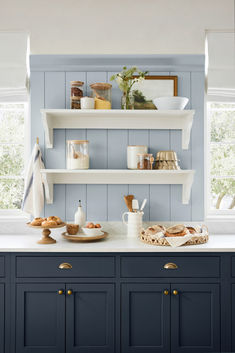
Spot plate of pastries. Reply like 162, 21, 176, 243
28, 216, 65, 228
140, 224, 208, 247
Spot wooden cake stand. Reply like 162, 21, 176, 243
27, 222, 66, 244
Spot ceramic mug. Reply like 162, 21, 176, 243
122, 211, 143, 237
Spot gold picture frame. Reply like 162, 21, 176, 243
131, 75, 178, 109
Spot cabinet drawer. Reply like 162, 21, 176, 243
0, 257, 4, 277
16, 256, 115, 278
120, 256, 220, 278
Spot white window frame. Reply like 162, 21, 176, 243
0, 101, 30, 221
205, 96, 235, 233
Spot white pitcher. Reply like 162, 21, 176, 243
122, 211, 143, 238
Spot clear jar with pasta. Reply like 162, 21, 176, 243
90, 83, 112, 109
67, 140, 89, 170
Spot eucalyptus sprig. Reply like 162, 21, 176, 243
110, 66, 148, 95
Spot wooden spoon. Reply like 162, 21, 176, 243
124, 195, 134, 212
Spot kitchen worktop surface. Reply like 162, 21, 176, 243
0, 222, 234, 252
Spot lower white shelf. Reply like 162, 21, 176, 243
41, 169, 195, 205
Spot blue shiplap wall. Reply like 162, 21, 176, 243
30, 55, 205, 222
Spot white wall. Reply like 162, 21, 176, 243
0, 0, 234, 54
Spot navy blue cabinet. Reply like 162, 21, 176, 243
121, 283, 170, 353
0, 284, 4, 353
66, 284, 115, 353
171, 284, 220, 353
16, 283, 66, 353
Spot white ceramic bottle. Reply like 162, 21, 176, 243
74, 200, 86, 227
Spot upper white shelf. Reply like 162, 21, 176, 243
41, 169, 195, 205
41, 109, 195, 150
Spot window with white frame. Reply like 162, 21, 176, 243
207, 101, 235, 212
0, 102, 27, 211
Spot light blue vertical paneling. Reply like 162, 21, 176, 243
65, 129, 87, 221
86, 72, 108, 220
30, 55, 205, 222
30, 71, 45, 217
87, 185, 108, 221
191, 71, 205, 221
107, 185, 129, 220
44, 72, 66, 219
65, 72, 86, 109
170, 72, 191, 221
107, 72, 122, 109
65, 185, 87, 222
30, 72, 45, 155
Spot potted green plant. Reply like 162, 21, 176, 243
110, 66, 148, 110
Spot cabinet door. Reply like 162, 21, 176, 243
121, 283, 170, 353
16, 283, 65, 353
0, 284, 4, 353
66, 284, 114, 353
171, 284, 220, 353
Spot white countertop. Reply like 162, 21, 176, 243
0, 232, 235, 252
0, 221, 234, 252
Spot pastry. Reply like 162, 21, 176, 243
41, 220, 57, 227
31, 218, 43, 226
55, 216, 62, 225
66, 224, 79, 235
47, 216, 57, 222
165, 224, 188, 237
186, 226, 196, 234
145, 225, 166, 236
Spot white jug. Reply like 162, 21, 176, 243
122, 211, 143, 238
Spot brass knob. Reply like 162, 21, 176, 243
58, 263, 72, 269
164, 263, 178, 270
58, 289, 64, 295
172, 290, 178, 295
67, 289, 73, 295
164, 290, 169, 296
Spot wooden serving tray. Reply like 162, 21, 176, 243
62, 231, 108, 242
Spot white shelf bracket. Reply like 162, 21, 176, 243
182, 172, 194, 204
42, 113, 53, 149
42, 171, 53, 204
182, 116, 193, 149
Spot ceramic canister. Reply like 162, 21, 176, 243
127, 145, 148, 169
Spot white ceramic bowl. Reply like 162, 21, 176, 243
82, 227, 103, 236
153, 97, 189, 110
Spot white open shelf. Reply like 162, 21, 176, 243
41, 169, 195, 205
41, 109, 195, 150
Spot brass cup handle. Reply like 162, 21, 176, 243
58, 289, 64, 295
172, 289, 178, 296
164, 262, 178, 270
163, 290, 169, 296
58, 262, 72, 269
67, 289, 73, 295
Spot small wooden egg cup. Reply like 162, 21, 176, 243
27, 222, 66, 244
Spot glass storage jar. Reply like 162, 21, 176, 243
90, 83, 112, 109
70, 81, 84, 109
137, 153, 154, 170
67, 140, 89, 170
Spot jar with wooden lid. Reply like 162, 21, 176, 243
70, 81, 84, 109
127, 145, 148, 169
137, 153, 154, 170
67, 140, 89, 169
90, 83, 112, 109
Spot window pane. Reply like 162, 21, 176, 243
210, 109, 235, 143
211, 177, 235, 210
0, 106, 24, 143
0, 178, 24, 209
211, 144, 235, 177
0, 145, 24, 176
